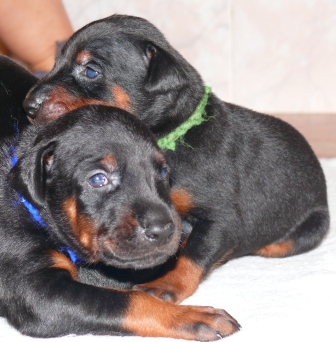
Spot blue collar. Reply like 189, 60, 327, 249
9, 133, 83, 265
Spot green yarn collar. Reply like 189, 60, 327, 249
157, 86, 212, 151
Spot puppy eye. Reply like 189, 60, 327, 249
88, 173, 108, 187
160, 167, 169, 180
145, 44, 156, 60
85, 66, 99, 79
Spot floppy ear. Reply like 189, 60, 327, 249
144, 43, 188, 92
9, 141, 56, 208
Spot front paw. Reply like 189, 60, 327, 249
175, 305, 241, 341
133, 256, 204, 303
133, 280, 180, 303
124, 291, 241, 340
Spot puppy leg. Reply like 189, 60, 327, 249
134, 255, 203, 304
124, 290, 240, 340
6, 251, 240, 340
134, 218, 237, 304
255, 209, 329, 257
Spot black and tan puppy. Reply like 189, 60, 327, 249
0, 104, 240, 339
23, 15, 329, 305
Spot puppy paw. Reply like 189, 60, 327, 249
176, 306, 241, 341
134, 255, 203, 303
134, 280, 181, 303
124, 291, 241, 340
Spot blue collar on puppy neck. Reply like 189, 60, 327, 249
9, 134, 83, 266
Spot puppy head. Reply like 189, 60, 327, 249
10, 105, 181, 269
23, 15, 204, 131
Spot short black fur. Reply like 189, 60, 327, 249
1, 93, 244, 339
23, 15, 330, 305
0, 55, 37, 138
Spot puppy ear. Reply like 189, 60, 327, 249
9, 141, 56, 208
144, 43, 188, 92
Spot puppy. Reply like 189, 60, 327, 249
0, 104, 240, 339
23, 15, 329, 305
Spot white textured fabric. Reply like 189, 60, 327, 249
1, 159, 335, 342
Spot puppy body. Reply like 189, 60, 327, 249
0, 105, 240, 339
0, 56, 149, 290
24, 15, 329, 304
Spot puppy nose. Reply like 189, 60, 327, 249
145, 222, 175, 247
23, 93, 45, 119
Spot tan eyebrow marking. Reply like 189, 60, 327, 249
75, 50, 92, 65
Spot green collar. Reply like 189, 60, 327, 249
157, 86, 212, 151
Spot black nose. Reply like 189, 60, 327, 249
145, 222, 175, 247
23, 93, 45, 119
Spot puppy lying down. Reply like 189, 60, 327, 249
0, 105, 239, 340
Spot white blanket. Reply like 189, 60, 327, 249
1, 159, 335, 342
